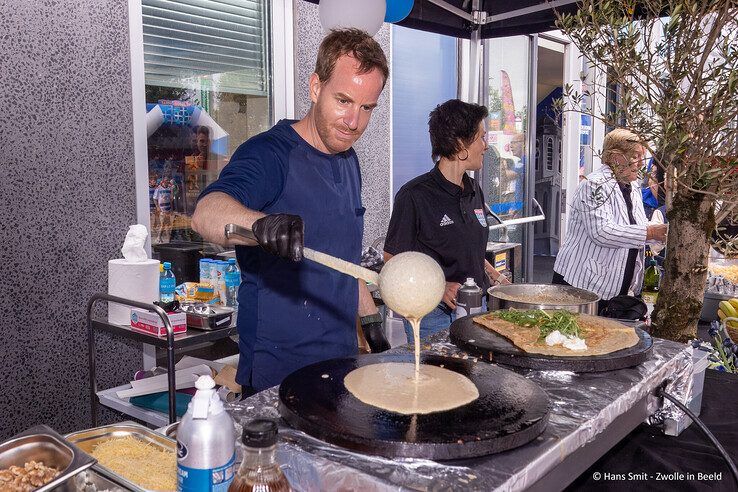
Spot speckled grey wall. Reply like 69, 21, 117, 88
294, 1, 392, 248
0, 0, 142, 439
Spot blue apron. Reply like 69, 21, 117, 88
234, 130, 363, 392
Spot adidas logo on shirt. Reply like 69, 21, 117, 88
439, 214, 454, 227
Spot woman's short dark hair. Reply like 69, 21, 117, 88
428, 99, 489, 162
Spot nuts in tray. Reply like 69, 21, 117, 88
0, 460, 60, 491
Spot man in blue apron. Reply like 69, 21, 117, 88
191, 29, 390, 394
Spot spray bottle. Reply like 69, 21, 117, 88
177, 375, 236, 491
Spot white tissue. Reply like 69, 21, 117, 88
121, 224, 149, 262
108, 224, 159, 325
108, 259, 160, 325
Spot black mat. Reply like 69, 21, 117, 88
569, 369, 738, 492
449, 313, 654, 372
278, 353, 550, 460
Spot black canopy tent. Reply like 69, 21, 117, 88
302, 0, 581, 39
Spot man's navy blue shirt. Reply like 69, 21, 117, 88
200, 120, 363, 391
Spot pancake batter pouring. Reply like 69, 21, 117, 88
344, 252, 479, 414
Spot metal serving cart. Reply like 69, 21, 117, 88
86, 293, 236, 425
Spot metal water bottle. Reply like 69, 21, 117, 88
177, 375, 236, 491
455, 277, 483, 317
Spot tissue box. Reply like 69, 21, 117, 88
130, 308, 187, 337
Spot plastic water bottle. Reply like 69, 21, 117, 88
199, 258, 212, 286
224, 258, 240, 308
214, 260, 228, 305
455, 277, 483, 317
177, 375, 236, 491
160, 262, 176, 303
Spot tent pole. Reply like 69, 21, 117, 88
467, 0, 483, 103
484, 0, 578, 24
425, 0, 474, 22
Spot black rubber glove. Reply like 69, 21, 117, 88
251, 214, 304, 262
362, 321, 391, 353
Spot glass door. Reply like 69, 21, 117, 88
481, 35, 537, 280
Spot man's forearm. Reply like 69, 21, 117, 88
357, 279, 379, 317
191, 192, 264, 246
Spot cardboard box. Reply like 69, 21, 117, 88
130, 308, 187, 337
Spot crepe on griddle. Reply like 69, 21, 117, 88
473, 312, 639, 356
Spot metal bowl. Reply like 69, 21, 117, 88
488, 284, 600, 314
0, 425, 95, 492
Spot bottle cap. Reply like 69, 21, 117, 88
228, 258, 236, 265
191, 375, 222, 419
163, 261, 172, 269
465, 277, 475, 285
241, 418, 278, 448
195, 374, 216, 390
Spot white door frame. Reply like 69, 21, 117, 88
537, 31, 583, 245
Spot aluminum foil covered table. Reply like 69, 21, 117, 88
225, 331, 694, 491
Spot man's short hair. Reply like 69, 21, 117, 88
428, 99, 489, 162
602, 128, 644, 165
314, 28, 389, 88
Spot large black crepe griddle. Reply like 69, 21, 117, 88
449, 313, 653, 372
278, 353, 550, 460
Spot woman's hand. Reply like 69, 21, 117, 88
495, 274, 512, 285
647, 224, 668, 243
485, 259, 511, 286
487, 269, 511, 286
443, 282, 462, 309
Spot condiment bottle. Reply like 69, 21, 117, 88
228, 419, 291, 492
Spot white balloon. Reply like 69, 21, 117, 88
319, 0, 386, 37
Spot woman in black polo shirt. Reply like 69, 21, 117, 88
384, 99, 509, 343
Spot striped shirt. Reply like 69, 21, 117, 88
554, 166, 648, 300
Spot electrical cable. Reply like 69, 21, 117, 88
658, 388, 738, 485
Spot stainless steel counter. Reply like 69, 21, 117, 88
225, 331, 693, 491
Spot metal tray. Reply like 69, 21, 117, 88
56, 468, 127, 491
65, 422, 176, 492
0, 424, 96, 492
181, 303, 235, 330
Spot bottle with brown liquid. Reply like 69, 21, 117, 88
228, 419, 291, 492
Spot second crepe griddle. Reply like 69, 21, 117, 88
278, 353, 550, 460
450, 313, 653, 372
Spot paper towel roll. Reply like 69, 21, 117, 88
108, 259, 161, 325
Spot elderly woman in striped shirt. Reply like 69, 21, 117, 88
552, 128, 668, 314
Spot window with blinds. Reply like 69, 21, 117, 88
142, 0, 269, 96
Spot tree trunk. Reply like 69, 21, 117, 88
651, 190, 715, 342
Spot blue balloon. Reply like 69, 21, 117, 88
384, 0, 414, 23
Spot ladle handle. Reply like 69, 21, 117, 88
224, 224, 380, 285
302, 248, 380, 285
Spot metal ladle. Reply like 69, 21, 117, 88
224, 224, 445, 319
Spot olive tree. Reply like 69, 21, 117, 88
555, 0, 738, 341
